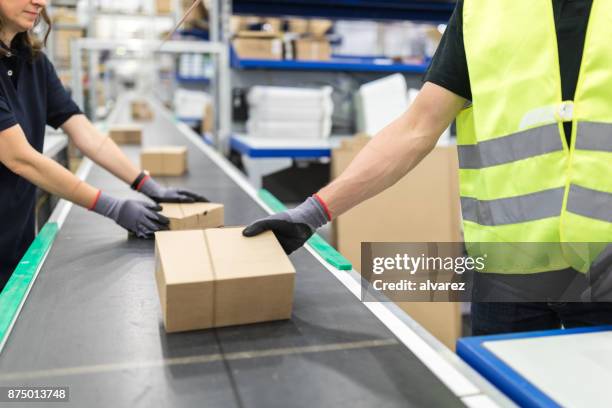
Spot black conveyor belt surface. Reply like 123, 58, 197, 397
0, 101, 465, 407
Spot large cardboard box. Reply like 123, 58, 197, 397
160, 202, 224, 230
140, 146, 188, 176
233, 31, 283, 60
108, 124, 142, 145
331, 136, 463, 349
155, 228, 296, 332
294, 38, 331, 61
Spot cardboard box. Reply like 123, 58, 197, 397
155, 228, 296, 332
287, 18, 309, 34
309, 19, 333, 36
201, 102, 214, 135
156, 0, 172, 14
294, 38, 331, 61
160, 202, 224, 231
141, 146, 188, 176
287, 18, 332, 36
55, 28, 83, 64
233, 31, 283, 60
180, 0, 207, 29
108, 124, 142, 145
331, 136, 462, 349
131, 100, 154, 121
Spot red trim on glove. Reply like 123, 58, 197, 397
136, 174, 150, 191
313, 193, 332, 221
88, 190, 102, 211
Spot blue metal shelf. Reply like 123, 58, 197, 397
231, 49, 430, 73
175, 75, 211, 84
177, 28, 209, 41
230, 136, 334, 158
233, 0, 455, 23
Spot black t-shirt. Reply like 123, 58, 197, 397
0, 34, 81, 288
425, 0, 593, 142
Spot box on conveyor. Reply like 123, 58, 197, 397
140, 146, 188, 176
131, 100, 154, 121
155, 228, 296, 332
108, 124, 142, 145
159, 202, 224, 231
233, 31, 283, 60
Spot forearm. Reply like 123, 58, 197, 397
318, 114, 435, 217
13, 150, 98, 208
318, 82, 466, 218
62, 115, 140, 185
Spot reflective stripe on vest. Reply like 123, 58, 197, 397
458, 124, 562, 169
575, 122, 612, 152
567, 185, 612, 223
461, 188, 564, 226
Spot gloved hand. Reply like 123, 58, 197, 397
92, 192, 170, 239
138, 176, 208, 203
243, 195, 330, 254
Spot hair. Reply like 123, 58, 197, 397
0, 7, 51, 58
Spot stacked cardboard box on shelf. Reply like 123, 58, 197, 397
231, 17, 333, 62
233, 31, 283, 60
155, 228, 296, 332
294, 38, 331, 61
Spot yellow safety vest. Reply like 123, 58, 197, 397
456, 0, 612, 273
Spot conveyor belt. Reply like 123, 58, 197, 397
0, 96, 510, 407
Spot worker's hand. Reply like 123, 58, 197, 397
243, 196, 329, 254
139, 176, 208, 203
92, 192, 169, 238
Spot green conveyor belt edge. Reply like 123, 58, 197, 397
0, 222, 59, 347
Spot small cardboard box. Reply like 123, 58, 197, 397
155, 228, 296, 332
233, 31, 283, 60
294, 37, 331, 61
108, 124, 142, 145
131, 100, 154, 121
156, 0, 171, 14
201, 102, 214, 135
160, 202, 224, 231
141, 146, 188, 176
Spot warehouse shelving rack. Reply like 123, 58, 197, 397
230, 0, 454, 73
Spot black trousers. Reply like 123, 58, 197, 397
471, 301, 612, 335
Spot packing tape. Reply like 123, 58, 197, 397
257, 189, 352, 271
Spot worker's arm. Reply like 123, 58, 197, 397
244, 82, 466, 253
0, 124, 169, 238
61, 114, 208, 203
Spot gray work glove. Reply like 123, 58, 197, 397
139, 177, 208, 203
92, 192, 169, 239
243, 196, 329, 254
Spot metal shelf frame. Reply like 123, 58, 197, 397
232, 0, 455, 23
71, 36, 231, 147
